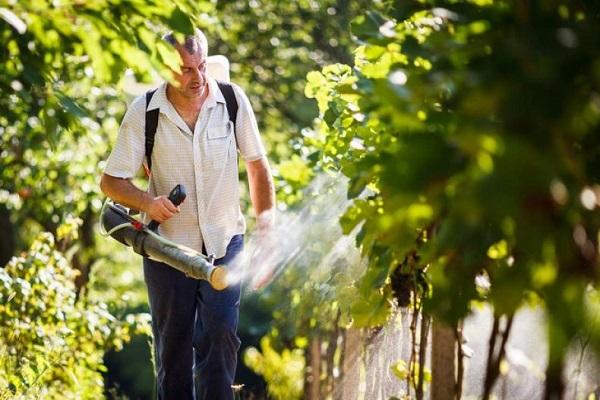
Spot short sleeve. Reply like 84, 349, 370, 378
103, 95, 146, 178
232, 84, 267, 162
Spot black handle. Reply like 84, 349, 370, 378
148, 184, 187, 231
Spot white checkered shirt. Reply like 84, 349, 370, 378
104, 77, 266, 258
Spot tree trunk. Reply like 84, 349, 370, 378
416, 314, 431, 400
544, 321, 566, 400
455, 321, 465, 399
304, 336, 321, 400
483, 314, 514, 400
0, 205, 15, 267
325, 311, 341, 398
544, 358, 565, 400
339, 328, 361, 400
73, 207, 96, 295
431, 320, 457, 400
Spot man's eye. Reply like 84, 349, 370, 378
182, 68, 191, 73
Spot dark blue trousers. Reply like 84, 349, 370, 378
143, 235, 243, 400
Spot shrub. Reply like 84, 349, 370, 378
0, 232, 149, 399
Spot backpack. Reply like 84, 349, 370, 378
143, 82, 239, 173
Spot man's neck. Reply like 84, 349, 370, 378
166, 83, 209, 113
166, 83, 210, 132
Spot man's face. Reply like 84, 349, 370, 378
171, 45, 208, 99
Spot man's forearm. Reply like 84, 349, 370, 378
100, 174, 152, 212
246, 158, 277, 289
246, 158, 275, 224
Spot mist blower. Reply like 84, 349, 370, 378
99, 184, 228, 290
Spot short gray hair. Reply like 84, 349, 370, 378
163, 28, 208, 56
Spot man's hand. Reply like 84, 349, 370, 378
249, 247, 275, 290
145, 195, 180, 223
249, 211, 276, 290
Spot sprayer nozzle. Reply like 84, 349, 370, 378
209, 266, 229, 291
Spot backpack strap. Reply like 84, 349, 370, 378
216, 81, 238, 143
144, 89, 159, 174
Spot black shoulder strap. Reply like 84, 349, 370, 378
216, 81, 238, 141
145, 89, 159, 172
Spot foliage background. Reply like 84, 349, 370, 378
1, 0, 599, 399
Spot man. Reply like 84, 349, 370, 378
100, 29, 275, 399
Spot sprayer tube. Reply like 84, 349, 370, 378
100, 202, 228, 290
142, 231, 227, 289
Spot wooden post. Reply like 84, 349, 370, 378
431, 321, 457, 400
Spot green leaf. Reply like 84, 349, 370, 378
156, 41, 181, 73
391, 360, 409, 380
168, 7, 194, 35
350, 11, 387, 42
55, 92, 88, 119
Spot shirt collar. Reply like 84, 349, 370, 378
205, 77, 226, 109
147, 77, 225, 112
147, 83, 191, 135
146, 77, 226, 136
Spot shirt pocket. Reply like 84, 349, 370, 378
206, 121, 235, 169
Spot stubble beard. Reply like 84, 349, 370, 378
185, 81, 207, 100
